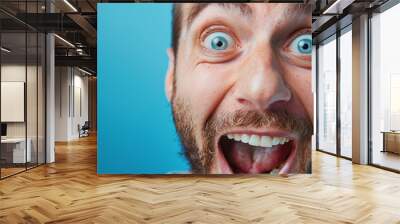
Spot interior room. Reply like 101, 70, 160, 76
370, 2, 400, 171
313, 0, 400, 174
0, 0, 400, 223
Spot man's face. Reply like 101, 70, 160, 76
165, 3, 313, 174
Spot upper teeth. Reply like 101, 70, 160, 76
226, 134, 289, 148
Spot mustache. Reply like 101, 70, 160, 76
172, 95, 312, 173
204, 110, 313, 139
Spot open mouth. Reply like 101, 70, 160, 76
216, 132, 297, 174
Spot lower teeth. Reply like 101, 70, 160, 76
270, 168, 280, 175
270, 163, 285, 175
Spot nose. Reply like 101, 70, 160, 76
233, 47, 291, 112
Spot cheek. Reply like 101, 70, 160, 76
285, 67, 313, 121
176, 63, 232, 129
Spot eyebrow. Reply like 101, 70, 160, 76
186, 3, 253, 31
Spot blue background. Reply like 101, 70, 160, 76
97, 3, 189, 174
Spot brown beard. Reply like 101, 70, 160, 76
172, 97, 313, 174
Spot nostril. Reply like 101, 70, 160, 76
237, 98, 246, 104
268, 100, 290, 112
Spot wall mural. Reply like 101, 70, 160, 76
98, 3, 313, 175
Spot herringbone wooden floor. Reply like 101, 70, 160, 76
1, 134, 400, 224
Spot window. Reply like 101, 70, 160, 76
0, 1, 46, 179
339, 28, 352, 158
370, 2, 400, 171
317, 36, 337, 154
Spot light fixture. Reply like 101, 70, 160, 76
322, 0, 355, 15
76, 48, 85, 55
1, 47, 11, 53
54, 34, 75, 48
63, 0, 78, 12
78, 67, 93, 76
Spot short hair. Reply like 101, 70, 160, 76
171, 4, 181, 57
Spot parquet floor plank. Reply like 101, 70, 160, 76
0, 134, 400, 223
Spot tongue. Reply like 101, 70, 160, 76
227, 141, 291, 174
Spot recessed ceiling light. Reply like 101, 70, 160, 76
54, 34, 75, 48
1, 47, 11, 53
78, 67, 93, 76
323, 0, 355, 15
63, 0, 78, 12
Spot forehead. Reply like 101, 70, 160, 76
180, 3, 310, 29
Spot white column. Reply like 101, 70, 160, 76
46, 32, 55, 163
312, 45, 317, 151
352, 14, 369, 164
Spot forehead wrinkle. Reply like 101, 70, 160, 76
268, 3, 311, 27
282, 3, 311, 18
185, 3, 253, 32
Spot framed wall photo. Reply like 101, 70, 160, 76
1, 82, 25, 122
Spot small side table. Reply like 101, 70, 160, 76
381, 131, 400, 154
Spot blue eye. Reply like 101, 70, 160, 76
290, 34, 312, 55
203, 32, 233, 51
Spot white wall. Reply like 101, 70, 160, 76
55, 66, 69, 141
1, 65, 27, 141
72, 73, 89, 138
1, 65, 39, 138
55, 67, 89, 141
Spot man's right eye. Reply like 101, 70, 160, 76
203, 32, 234, 51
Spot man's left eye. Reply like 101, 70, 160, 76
203, 32, 234, 51
289, 34, 312, 55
